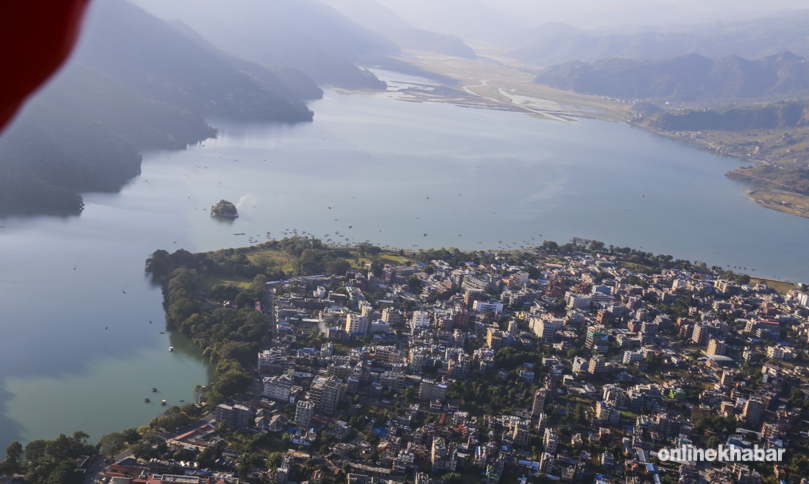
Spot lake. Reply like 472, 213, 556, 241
1, 84, 809, 448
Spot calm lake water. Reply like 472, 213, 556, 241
2, 84, 809, 448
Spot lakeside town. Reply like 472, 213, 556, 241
6, 240, 809, 484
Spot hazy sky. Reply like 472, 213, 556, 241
374, 0, 809, 39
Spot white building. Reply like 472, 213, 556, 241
345, 313, 369, 335
565, 292, 592, 310
410, 311, 431, 331
263, 374, 294, 401
473, 300, 504, 313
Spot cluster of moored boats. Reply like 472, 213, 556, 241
145, 387, 166, 405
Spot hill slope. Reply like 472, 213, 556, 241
0, 64, 215, 215
130, 0, 396, 89
0, 0, 322, 216
534, 52, 809, 103
316, 0, 476, 59
650, 101, 809, 132
509, 12, 809, 67
75, 0, 316, 121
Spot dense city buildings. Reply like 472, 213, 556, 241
72, 241, 809, 484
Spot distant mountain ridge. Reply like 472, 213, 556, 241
129, 0, 398, 89
508, 12, 809, 67
316, 0, 476, 59
534, 51, 809, 103
75, 0, 316, 121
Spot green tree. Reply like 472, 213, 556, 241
98, 433, 127, 458
121, 428, 141, 444
130, 444, 149, 459
250, 274, 267, 295
266, 452, 282, 472
211, 200, 238, 216
441, 472, 461, 484
44, 460, 82, 484
4, 441, 23, 472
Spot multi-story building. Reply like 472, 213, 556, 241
410, 311, 431, 331
419, 379, 447, 401
595, 402, 620, 425
473, 300, 504, 314
586, 326, 608, 352
603, 385, 630, 410
588, 355, 606, 374
623, 350, 644, 365
310, 376, 345, 415
532, 389, 547, 417
345, 313, 369, 335
263, 374, 294, 402
543, 428, 558, 453
536, 413, 548, 434
258, 348, 288, 373
295, 400, 315, 428
566, 292, 592, 310
216, 403, 251, 429
531, 319, 557, 345
540, 452, 555, 473
743, 398, 765, 426
692, 324, 711, 345
572, 356, 589, 373
380, 371, 405, 390
707, 339, 727, 356
381, 307, 402, 325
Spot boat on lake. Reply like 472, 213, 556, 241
168, 346, 174, 351
144, 398, 150, 403
161, 400, 167, 405
152, 387, 157, 392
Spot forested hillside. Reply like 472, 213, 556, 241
0, 0, 320, 216
130, 0, 397, 89
535, 52, 809, 104
0, 65, 215, 215
650, 101, 809, 132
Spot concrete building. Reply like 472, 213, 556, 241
743, 398, 765, 426
588, 355, 606, 374
263, 374, 294, 402
310, 376, 345, 415
472, 300, 504, 314
345, 313, 369, 335
692, 324, 711, 345
410, 311, 431, 331
216, 403, 251, 429
419, 379, 448, 401
543, 428, 558, 453
532, 319, 556, 345
623, 350, 644, 365
707, 339, 727, 356
532, 388, 547, 417
295, 400, 315, 428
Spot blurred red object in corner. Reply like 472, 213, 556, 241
0, 0, 91, 132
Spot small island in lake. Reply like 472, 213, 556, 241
210, 199, 238, 218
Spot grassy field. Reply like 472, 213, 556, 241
199, 272, 252, 292
749, 276, 801, 294
197, 243, 415, 293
